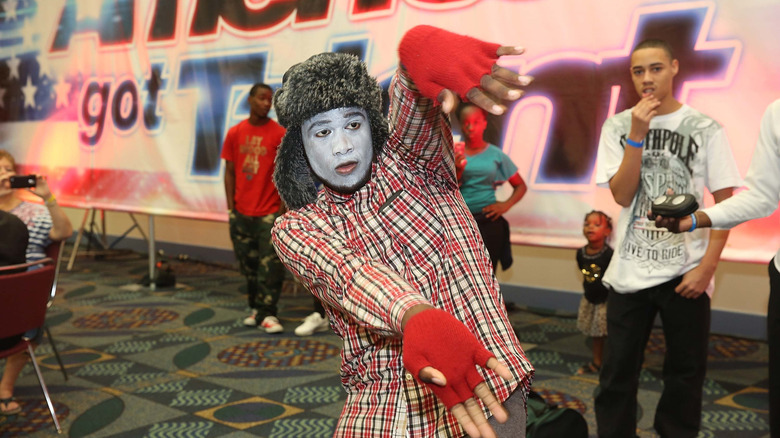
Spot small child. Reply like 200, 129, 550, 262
575, 210, 613, 375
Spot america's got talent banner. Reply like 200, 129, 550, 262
1, 0, 778, 262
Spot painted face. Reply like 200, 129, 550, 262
630, 47, 678, 102
248, 87, 272, 120
583, 213, 611, 245
302, 107, 373, 194
0, 157, 15, 197
459, 105, 488, 143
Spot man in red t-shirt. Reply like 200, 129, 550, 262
221, 83, 287, 333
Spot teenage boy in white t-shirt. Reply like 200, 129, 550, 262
593, 39, 742, 438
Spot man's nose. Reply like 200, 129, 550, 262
332, 132, 353, 155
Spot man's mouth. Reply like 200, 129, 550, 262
335, 161, 358, 175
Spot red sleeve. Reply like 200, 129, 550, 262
508, 172, 524, 187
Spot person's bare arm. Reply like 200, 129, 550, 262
30, 175, 73, 241
224, 160, 236, 211
608, 95, 660, 206
674, 187, 733, 299
483, 176, 527, 220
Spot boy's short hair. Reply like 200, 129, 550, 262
632, 39, 674, 61
248, 83, 271, 98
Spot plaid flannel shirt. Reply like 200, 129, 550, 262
272, 67, 533, 438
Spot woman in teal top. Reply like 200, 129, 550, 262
455, 103, 527, 271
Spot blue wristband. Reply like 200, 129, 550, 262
625, 137, 644, 148
688, 213, 697, 232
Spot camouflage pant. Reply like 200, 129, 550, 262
228, 210, 286, 318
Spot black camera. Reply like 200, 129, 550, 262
651, 193, 698, 218
9, 175, 37, 189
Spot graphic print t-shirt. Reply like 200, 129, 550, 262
221, 119, 286, 217
595, 105, 741, 294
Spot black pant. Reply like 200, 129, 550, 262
595, 276, 710, 438
472, 213, 512, 271
769, 258, 780, 438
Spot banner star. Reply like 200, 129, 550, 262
22, 76, 37, 108
6, 53, 20, 80
3, 0, 18, 21
53, 74, 71, 108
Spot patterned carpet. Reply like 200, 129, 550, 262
0, 251, 771, 437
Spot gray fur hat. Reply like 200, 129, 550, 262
273, 52, 389, 209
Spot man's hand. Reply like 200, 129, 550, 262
419, 358, 512, 438
650, 214, 693, 233
402, 307, 512, 438
629, 94, 661, 142
438, 46, 532, 116
675, 263, 715, 299
398, 26, 531, 116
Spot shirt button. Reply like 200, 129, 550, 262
405, 373, 413, 381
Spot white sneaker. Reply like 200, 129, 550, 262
260, 316, 284, 334
294, 312, 329, 336
243, 310, 259, 327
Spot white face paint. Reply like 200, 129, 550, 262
301, 107, 373, 194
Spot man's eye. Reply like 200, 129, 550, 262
346, 121, 361, 130
315, 129, 331, 138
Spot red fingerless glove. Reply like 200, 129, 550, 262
402, 308, 494, 409
398, 25, 501, 103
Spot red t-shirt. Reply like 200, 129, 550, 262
221, 118, 286, 217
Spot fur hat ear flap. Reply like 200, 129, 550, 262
274, 127, 317, 210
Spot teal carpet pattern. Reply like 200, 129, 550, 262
0, 251, 771, 437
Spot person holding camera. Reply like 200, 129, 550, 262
0, 149, 73, 262
0, 148, 73, 416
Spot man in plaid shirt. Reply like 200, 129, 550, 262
271, 25, 534, 438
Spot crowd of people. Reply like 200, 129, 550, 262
2, 23, 778, 438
